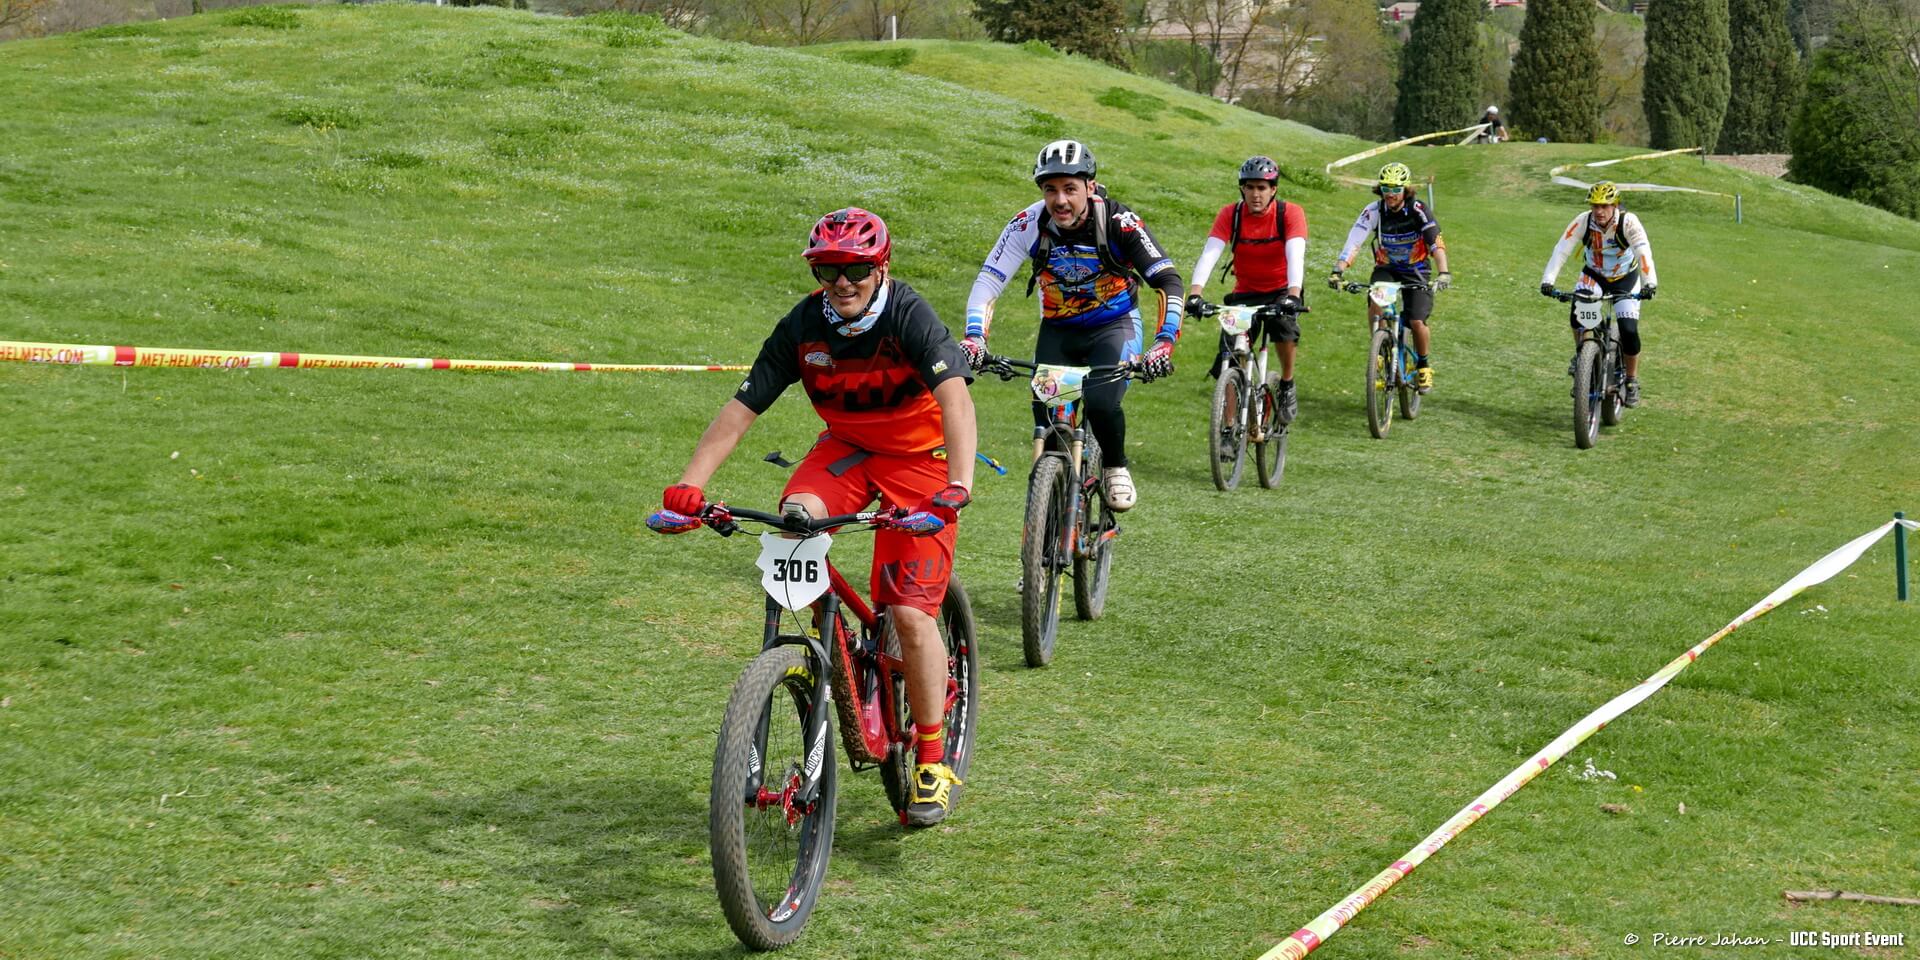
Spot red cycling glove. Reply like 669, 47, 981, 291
663, 483, 705, 517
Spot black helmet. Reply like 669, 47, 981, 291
1238, 155, 1280, 185
1033, 139, 1096, 186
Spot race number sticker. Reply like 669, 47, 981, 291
757, 532, 833, 611
1572, 298, 1604, 330
1030, 364, 1089, 409
1216, 305, 1257, 336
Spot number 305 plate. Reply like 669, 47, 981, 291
757, 533, 833, 611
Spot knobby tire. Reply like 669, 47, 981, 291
711, 644, 838, 951
1021, 455, 1068, 667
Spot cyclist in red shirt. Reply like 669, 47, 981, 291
1185, 155, 1309, 422
662, 208, 979, 827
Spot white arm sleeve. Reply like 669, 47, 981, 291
1623, 213, 1657, 285
1541, 212, 1587, 286
965, 204, 1044, 338
1337, 207, 1374, 269
1189, 236, 1227, 295
1285, 236, 1305, 290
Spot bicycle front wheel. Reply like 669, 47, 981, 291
1573, 340, 1602, 449
1021, 455, 1069, 667
711, 645, 838, 951
1209, 365, 1248, 490
1256, 370, 1288, 488
1073, 435, 1114, 621
1365, 328, 1394, 439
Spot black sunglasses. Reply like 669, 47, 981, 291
811, 262, 878, 285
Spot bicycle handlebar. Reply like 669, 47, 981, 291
1548, 288, 1646, 304
979, 354, 1142, 383
1191, 299, 1310, 318
1341, 280, 1430, 295
648, 501, 936, 538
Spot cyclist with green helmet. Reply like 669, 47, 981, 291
1329, 162, 1450, 393
1539, 181, 1659, 406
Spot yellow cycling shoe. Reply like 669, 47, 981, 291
905, 763, 964, 828
1415, 365, 1433, 394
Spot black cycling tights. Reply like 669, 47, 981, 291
1618, 315, 1641, 356
1032, 318, 1135, 468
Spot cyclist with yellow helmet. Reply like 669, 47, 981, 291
1539, 181, 1659, 406
1329, 162, 1450, 392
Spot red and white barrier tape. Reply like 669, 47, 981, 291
1257, 518, 1919, 959
0, 339, 747, 373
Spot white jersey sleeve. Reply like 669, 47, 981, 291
1188, 236, 1228, 295
1337, 205, 1377, 270
1541, 211, 1588, 287
1621, 212, 1657, 286
965, 203, 1045, 338
1285, 236, 1306, 291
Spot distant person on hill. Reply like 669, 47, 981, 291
1539, 181, 1659, 407
1184, 155, 1310, 423
1477, 106, 1508, 143
961, 139, 1186, 512
1329, 162, 1451, 393
661, 207, 977, 828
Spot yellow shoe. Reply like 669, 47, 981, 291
1415, 365, 1433, 394
905, 763, 963, 828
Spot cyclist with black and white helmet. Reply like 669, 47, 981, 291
1186, 155, 1310, 422
1539, 181, 1659, 406
1330, 161, 1450, 393
1478, 106, 1507, 143
962, 139, 1185, 512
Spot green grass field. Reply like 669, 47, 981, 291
3, 7, 1917, 958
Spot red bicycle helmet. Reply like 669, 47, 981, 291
803, 208, 891, 265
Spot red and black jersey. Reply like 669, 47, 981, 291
735, 280, 972, 455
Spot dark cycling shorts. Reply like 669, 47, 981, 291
1224, 289, 1301, 343
1370, 266, 1433, 322
1032, 315, 1139, 467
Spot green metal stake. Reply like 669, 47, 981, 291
1897, 511, 1909, 601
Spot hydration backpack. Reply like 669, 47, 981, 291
1025, 194, 1134, 298
1218, 199, 1293, 281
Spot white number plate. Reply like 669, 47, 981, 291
757, 532, 833, 611
1368, 282, 1401, 307
1030, 364, 1089, 409
1572, 299, 1604, 330
1216, 305, 1257, 336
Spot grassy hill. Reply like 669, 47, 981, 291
2, 7, 1917, 958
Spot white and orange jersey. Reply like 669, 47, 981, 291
1542, 210, 1656, 286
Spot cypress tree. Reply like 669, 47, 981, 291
1393, 0, 1483, 138
1721, 0, 1802, 152
1508, 0, 1601, 142
1787, 2, 1920, 218
1643, 0, 1733, 150
973, 0, 1127, 65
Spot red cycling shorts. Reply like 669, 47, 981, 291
783, 432, 957, 619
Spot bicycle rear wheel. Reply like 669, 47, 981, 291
1209, 365, 1248, 490
1365, 328, 1394, 439
1573, 340, 1602, 449
1020, 455, 1069, 667
1601, 347, 1624, 426
880, 579, 982, 815
1255, 370, 1288, 489
1073, 435, 1113, 621
711, 645, 837, 951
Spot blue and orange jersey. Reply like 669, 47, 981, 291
1338, 199, 1444, 276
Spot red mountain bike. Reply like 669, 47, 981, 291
648, 501, 979, 951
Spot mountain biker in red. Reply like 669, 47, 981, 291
1329, 161, 1451, 393
662, 208, 978, 827
1539, 181, 1659, 406
1185, 155, 1309, 422
960, 139, 1186, 512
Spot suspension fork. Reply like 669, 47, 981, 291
758, 592, 839, 807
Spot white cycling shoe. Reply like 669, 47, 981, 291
1102, 466, 1136, 512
